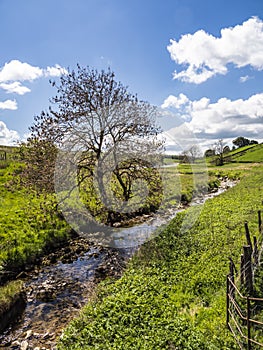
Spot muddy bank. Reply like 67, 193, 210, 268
0, 291, 26, 335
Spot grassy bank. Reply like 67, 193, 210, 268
58, 164, 263, 349
0, 162, 71, 278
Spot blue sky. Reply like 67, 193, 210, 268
0, 0, 262, 152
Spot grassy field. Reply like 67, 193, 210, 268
58, 160, 263, 349
0, 144, 262, 348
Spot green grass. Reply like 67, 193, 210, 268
232, 143, 263, 162
58, 164, 263, 350
206, 143, 263, 165
0, 162, 71, 273
0, 143, 262, 348
228, 144, 257, 157
0, 280, 24, 315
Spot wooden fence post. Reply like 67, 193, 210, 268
244, 222, 252, 252
253, 236, 259, 266
226, 275, 230, 329
229, 258, 236, 298
243, 246, 253, 295
240, 254, 245, 286
259, 210, 262, 234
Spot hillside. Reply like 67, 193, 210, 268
204, 143, 263, 165
230, 143, 263, 162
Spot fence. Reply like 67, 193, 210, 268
227, 210, 263, 349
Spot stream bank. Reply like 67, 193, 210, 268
0, 238, 128, 349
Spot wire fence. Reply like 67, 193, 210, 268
227, 210, 263, 349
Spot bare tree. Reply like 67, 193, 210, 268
20, 65, 163, 223
213, 139, 225, 166
181, 145, 202, 163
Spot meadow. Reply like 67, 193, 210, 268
0, 143, 262, 348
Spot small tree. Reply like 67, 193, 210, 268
214, 139, 225, 166
181, 145, 202, 163
204, 149, 215, 158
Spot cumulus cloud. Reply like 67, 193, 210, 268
0, 82, 31, 95
0, 99, 17, 110
0, 60, 43, 82
0, 121, 19, 145
0, 60, 67, 94
167, 16, 263, 83
44, 64, 68, 77
0, 60, 67, 82
0, 60, 67, 111
160, 93, 263, 150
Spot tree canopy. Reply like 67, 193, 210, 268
232, 136, 258, 148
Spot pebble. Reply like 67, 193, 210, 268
20, 340, 28, 350
24, 329, 33, 339
42, 332, 50, 339
11, 340, 20, 347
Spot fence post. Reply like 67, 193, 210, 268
226, 275, 230, 329
247, 297, 251, 350
253, 236, 259, 266
240, 254, 245, 286
229, 259, 235, 298
245, 222, 253, 252
243, 246, 253, 295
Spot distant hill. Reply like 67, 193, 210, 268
204, 143, 263, 165
228, 143, 263, 163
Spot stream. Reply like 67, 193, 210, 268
0, 178, 236, 349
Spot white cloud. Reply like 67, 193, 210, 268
239, 75, 254, 83
0, 82, 31, 95
168, 16, 263, 83
0, 60, 43, 82
0, 60, 67, 96
0, 60, 67, 113
0, 121, 19, 145
160, 93, 263, 149
161, 93, 190, 109
0, 99, 17, 110
44, 64, 68, 77
0, 60, 67, 83
240, 75, 249, 83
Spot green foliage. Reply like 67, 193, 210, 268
59, 165, 263, 349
